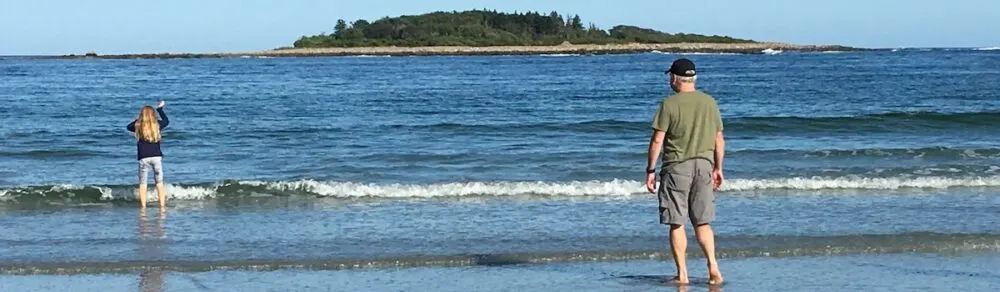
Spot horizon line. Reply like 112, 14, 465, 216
2, 46, 997, 57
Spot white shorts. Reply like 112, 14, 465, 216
138, 157, 163, 184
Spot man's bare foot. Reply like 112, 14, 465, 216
708, 269, 724, 286
670, 276, 690, 286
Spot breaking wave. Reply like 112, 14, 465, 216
2, 175, 999, 206
391, 111, 1000, 135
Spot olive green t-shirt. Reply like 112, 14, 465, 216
650, 90, 724, 165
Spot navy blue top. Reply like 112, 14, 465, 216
126, 108, 170, 160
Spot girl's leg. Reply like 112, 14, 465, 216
138, 184, 148, 207
152, 157, 166, 207
138, 160, 149, 208
156, 183, 166, 207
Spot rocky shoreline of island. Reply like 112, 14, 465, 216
46, 42, 872, 60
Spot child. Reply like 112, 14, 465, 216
127, 100, 170, 208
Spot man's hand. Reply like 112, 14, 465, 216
712, 168, 724, 191
646, 172, 657, 193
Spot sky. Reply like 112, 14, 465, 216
1, 0, 997, 55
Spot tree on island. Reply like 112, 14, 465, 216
569, 14, 583, 31
333, 19, 348, 38
293, 9, 754, 48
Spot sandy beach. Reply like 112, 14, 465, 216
57, 42, 864, 59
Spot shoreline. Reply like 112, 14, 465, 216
48, 42, 872, 60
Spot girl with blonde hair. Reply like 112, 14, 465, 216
127, 100, 170, 208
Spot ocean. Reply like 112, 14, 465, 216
1, 49, 999, 291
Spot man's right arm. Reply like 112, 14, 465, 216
645, 100, 670, 193
711, 100, 725, 190
714, 131, 725, 171
712, 99, 725, 171
648, 101, 669, 172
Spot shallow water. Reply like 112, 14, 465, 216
1, 49, 999, 290
1, 190, 998, 269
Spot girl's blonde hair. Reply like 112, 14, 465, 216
135, 106, 161, 143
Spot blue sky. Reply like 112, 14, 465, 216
1, 0, 997, 55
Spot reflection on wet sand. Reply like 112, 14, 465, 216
138, 209, 166, 292
674, 284, 723, 292
617, 275, 723, 291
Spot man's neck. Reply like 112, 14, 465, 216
675, 86, 697, 93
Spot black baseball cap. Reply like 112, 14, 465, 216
666, 58, 696, 77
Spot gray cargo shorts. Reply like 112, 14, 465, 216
138, 156, 163, 185
657, 158, 716, 226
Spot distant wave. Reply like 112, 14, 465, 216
0, 149, 105, 159
891, 47, 998, 52
648, 50, 739, 55
359, 147, 1000, 164
395, 119, 642, 134
737, 110, 1000, 125
538, 53, 582, 57
733, 146, 1000, 159
2, 232, 997, 274
3, 175, 999, 206
391, 111, 1000, 134
726, 111, 1000, 134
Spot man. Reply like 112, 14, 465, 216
645, 58, 725, 286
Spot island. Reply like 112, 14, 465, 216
293, 10, 756, 47
56, 9, 865, 59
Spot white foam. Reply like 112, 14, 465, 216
241, 179, 640, 198
49, 184, 85, 192
975, 47, 1000, 51
723, 176, 1000, 191
4, 175, 1000, 202
98, 184, 217, 201
240, 175, 1000, 198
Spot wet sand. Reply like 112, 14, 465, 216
2, 253, 997, 292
